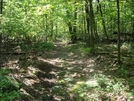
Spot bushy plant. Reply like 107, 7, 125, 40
21, 42, 54, 51
0, 68, 20, 101
80, 47, 91, 56
33, 42, 54, 51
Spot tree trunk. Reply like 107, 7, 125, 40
131, 0, 134, 33
0, 0, 3, 51
116, 0, 121, 65
92, 9, 99, 42
89, 0, 94, 52
97, 0, 109, 41
85, 1, 90, 45
66, 3, 77, 43
72, 4, 77, 42
67, 22, 73, 42
0, 0, 3, 14
85, 0, 95, 51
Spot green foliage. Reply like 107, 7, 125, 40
0, 90, 19, 101
116, 65, 128, 78
80, 47, 91, 56
20, 44, 29, 51
33, 42, 54, 51
21, 42, 54, 51
131, 43, 134, 49
0, 68, 9, 75
68, 73, 133, 100
0, 68, 20, 101
97, 78, 107, 88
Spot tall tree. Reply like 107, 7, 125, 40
116, 0, 121, 65
0, 0, 3, 14
97, 0, 109, 41
85, 1, 90, 42
66, 1, 78, 43
89, 0, 94, 51
85, 0, 94, 51
131, 0, 134, 33
0, 0, 3, 50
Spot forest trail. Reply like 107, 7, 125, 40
14, 40, 100, 101
5, 40, 130, 101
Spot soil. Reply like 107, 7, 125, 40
0, 40, 133, 101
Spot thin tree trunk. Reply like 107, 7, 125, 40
66, 5, 77, 43
92, 10, 99, 42
73, 4, 77, 42
131, 0, 134, 33
97, 0, 109, 41
116, 0, 121, 65
0, 0, 3, 14
89, 0, 94, 51
0, 0, 3, 51
45, 14, 48, 42
85, 1, 90, 45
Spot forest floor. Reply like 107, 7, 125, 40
1, 40, 134, 101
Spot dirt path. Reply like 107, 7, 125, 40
4, 41, 111, 101
12, 41, 98, 101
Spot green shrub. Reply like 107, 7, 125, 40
0, 68, 20, 101
80, 47, 91, 56
33, 42, 54, 51
21, 42, 54, 51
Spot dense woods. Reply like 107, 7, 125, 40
0, 0, 134, 101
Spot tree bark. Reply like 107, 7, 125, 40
85, 1, 90, 45
97, 0, 109, 41
66, 3, 77, 43
116, 0, 121, 65
92, 9, 99, 42
89, 0, 94, 52
0, 0, 3, 51
85, 0, 95, 51
0, 0, 3, 14
72, 4, 77, 42
131, 0, 134, 33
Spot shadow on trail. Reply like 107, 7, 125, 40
18, 58, 69, 101
1, 40, 134, 101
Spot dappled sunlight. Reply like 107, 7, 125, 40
27, 66, 40, 75
23, 78, 39, 86
0, 0, 134, 100
86, 79, 98, 87
38, 57, 64, 66
1, 40, 134, 101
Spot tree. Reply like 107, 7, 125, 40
65, 1, 78, 43
116, 0, 121, 65
89, 0, 94, 51
0, 0, 3, 14
0, 0, 3, 50
97, 0, 109, 41
85, 0, 95, 51
131, 0, 134, 33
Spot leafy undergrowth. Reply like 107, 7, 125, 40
21, 42, 54, 52
0, 68, 20, 101
0, 41, 134, 101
